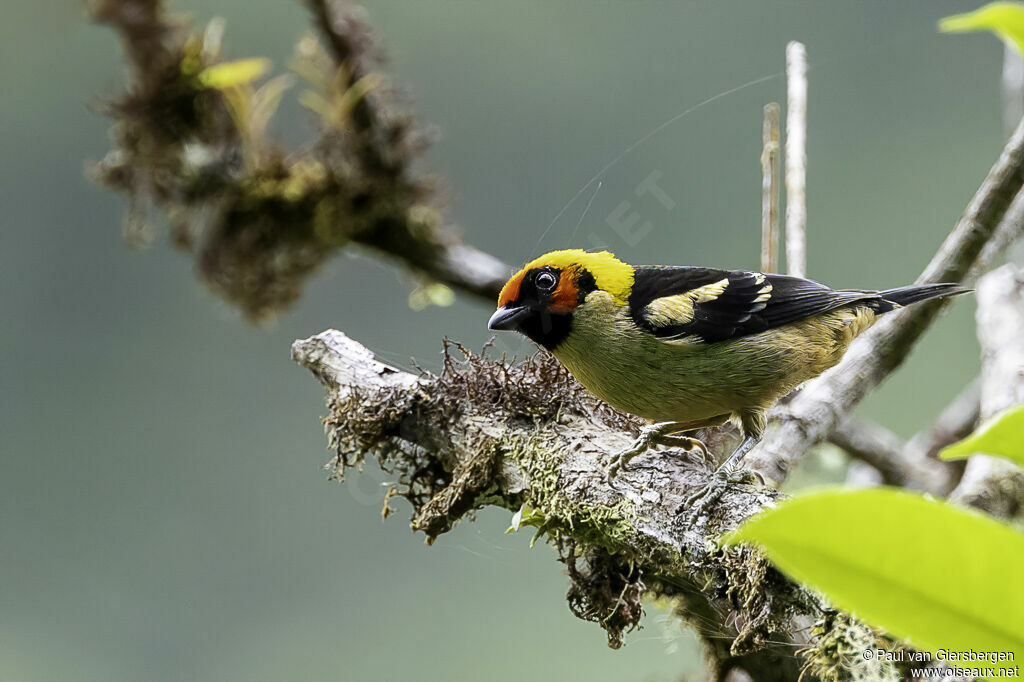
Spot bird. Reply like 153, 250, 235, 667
487, 248, 966, 516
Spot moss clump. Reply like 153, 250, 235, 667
502, 435, 637, 554
412, 439, 500, 543
800, 610, 897, 682
432, 340, 641, 433
564, 543, 645, 649
713, 545, 802, 657
498, 434, 645, 648
323, 380, 450, 513
93, 1, 444, 321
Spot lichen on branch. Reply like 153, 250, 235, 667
293, 329, 894, 680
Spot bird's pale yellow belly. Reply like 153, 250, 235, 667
551, 291, 875, 424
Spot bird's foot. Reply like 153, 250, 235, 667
605, 423, 707, 484
606, 427, 657, 485
679, 467, 762, 525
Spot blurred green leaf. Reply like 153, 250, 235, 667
249, 74, 295, 142
409, 282, 456, 310
940, 404, 1024, 465
335, 72, 382, 121
940, 2, 1024, 53
197, 57, 272, 90
725, 487, 1024, 670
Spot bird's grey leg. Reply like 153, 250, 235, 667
605, 421, 708, 482
680, 435, 761, 521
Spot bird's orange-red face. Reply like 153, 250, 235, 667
489, 249, 633, 349
497, 264, 585, 314
488, 264, 590, 349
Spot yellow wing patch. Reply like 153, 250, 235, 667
643, 278, 730, 327
516, 249, 635, 306
644, 294, 696, 327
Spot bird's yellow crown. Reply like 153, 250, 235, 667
499, 249, 634, 307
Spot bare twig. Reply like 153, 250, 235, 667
906, 380, 980, 464
292, 329, 892, 681
1004, 44, 1024, 140
974, 184, 1024, 278
828, 418, 910, 487
761, 103, 781, 273
950, 265, 1024, 518
826, 382, 977, 494
828, 416, 963, 495
748, 118, 1024, 486
785, 41, 808, 278
853, 191, 1024, 495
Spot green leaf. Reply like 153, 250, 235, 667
725, 487, 1024, 671
940, 403, 1024, 465
505, 504, 546, 537
197, 57, 272, 90
940, 2, 1024, 54
408, 282, 455, 311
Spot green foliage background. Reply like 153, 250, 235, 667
0, 1, 1002, 679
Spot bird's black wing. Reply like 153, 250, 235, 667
629, 265, 880, 343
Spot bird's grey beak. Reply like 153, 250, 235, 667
488, 305, 531, 331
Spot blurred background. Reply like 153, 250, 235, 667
1, 1, 1003, 679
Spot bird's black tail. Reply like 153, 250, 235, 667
875, 282, 969, 312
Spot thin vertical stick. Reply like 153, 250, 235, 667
761, 103, 781, 273
785, 41, 808, 278
1003, 42, 1024, 140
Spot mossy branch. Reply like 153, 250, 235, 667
292, 330, 898, 681
91, 0, 511, 320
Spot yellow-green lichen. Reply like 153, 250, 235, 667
799, 610, 897, 682
501, 434, 638, 555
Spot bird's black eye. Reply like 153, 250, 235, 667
535, 271, 558, 292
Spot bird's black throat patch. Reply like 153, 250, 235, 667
517, 310, 572, 351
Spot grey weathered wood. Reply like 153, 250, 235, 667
951, 265, 1024, 518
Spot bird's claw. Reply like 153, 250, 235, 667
605, 458, 623, 486
604, 424, 708, 484
659, 435, 710, 465
679, 467, 762, 524
604, 440, 646, 485
681, 468, 729, 515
